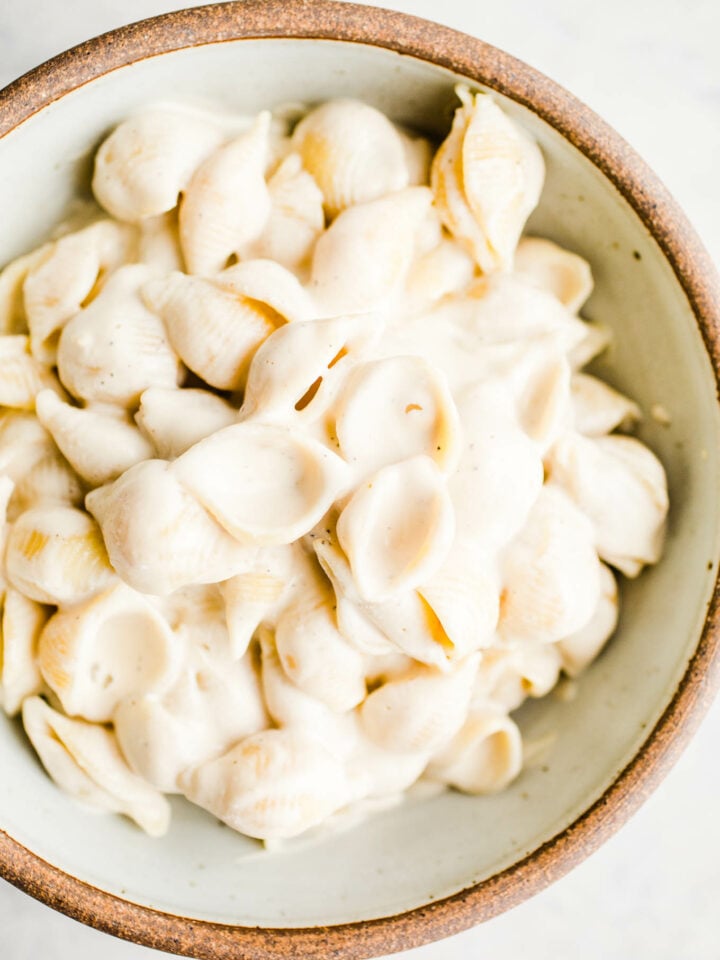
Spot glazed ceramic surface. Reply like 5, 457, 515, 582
0, 10, 719, 951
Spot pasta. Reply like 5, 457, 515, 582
0, 89, 668, 842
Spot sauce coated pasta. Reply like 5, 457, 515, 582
0, 89, 668, 841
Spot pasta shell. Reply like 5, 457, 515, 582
241, 313, 383, 424
360, 656, 478, 754
137, 211, 184, 272
417, 546, 500, 660
179, 112, 271, 275
22, 696, 170, 836
142, 271, 278, 390
251, 153, 325, 271
471, 642, 562, 712
1, 588, 49, 716
397, 128, 433, 187
24, 220, 137, 363
335, 356, 462, 476
348, 731, 430, 800
568, 321, 611, 369
450, 382, 544, 550
135, 387, 236, 460
404, 237, 476, 309
0, 335, 64, 410
275, 577, 366, 712
499, 485, 602, 644
314, 537, 453, 667
92, 106, 224, 222
5, 506, 115, 606
548, 433, 668, 577
571, 373, 641, 436
7, 451, 84, 521
0, 410, 54, 482
0, 245, 52, 335
431, 87, 544, 273
173, 422, 348, 546
514, 237, 593, 313
57, 264, 181, 407
179, 728, 351, 840
516, 354, 572, 451
556, 562, 618, 676
36, 390, 153, 486
259, 630, 357, 760
115, 643, 268, 793
220, 548, 293, 658
337, 456, 455, 603
427, 708, 522, 794
219, 258, 315, 324
86, 459, 253, 596
291, 99, 409, 218
37, 583, 180, 723
310, 187, 432, 314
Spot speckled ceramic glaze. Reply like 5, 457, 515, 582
1, 3, 719, 958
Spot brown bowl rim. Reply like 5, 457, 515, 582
1, 2, 720, 957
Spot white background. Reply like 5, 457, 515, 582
1, 1, 719, 958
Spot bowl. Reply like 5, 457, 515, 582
1, 2, 719, 957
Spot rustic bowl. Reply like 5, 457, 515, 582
1, 2, 719, 958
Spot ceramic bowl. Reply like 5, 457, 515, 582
1, 3, 719, 958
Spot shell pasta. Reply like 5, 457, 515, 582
0, 89, 668, 842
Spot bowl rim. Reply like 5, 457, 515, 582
1, 1, 720, 957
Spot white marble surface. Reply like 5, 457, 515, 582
0, 1, 718, 957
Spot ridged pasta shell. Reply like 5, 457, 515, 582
219, 258, 315, 324
471, 642, 562, 712
431, 87, 544, 273
427, 708, 522, 793
291, 99, 409, 218
314, 537, 453, 667
135, 387, 236, 460
37, 583, 180, 723
337, 456, 455, 603
0, 335, 64, 410
1, 588, 49, 716
86, 459, 253, 596
275, 577, 366, 712
571, 373, 641, 436
220, 548, 293, 658
360, 656, 478, 754
142, 271, 278, 390
5, 505, 115, 606
251, 153, 325, 272
179, 728, 351, 840
548, 433, 668, 577
514, 237, 593, 313
556, 562, 618, 676
115, 637, 267, 792
22, 696, 170, 836
310, 187, 432, 314
36, 390, 153, 486
174, 422, 348, 546
57, 264, 181, 407
335, 356, 462, 476
24, 220, 137, 364
241, 313, 383, 424
404, 237, 476, 310
259, 630, 357, 760
450, 382, 544, 550
92, 107, 224, 222
499, 485, 602, 644
0, 410, 54, 482
0, 245, 52, 334
137, 211, 184, 272
179, 112, 271, 275
7, 450, 84, 522
417, 546, 500, 660
348, 732, 430, 800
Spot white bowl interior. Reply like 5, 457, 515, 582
1, 38, 718, 927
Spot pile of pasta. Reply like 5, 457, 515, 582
0, 89, 668, 841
